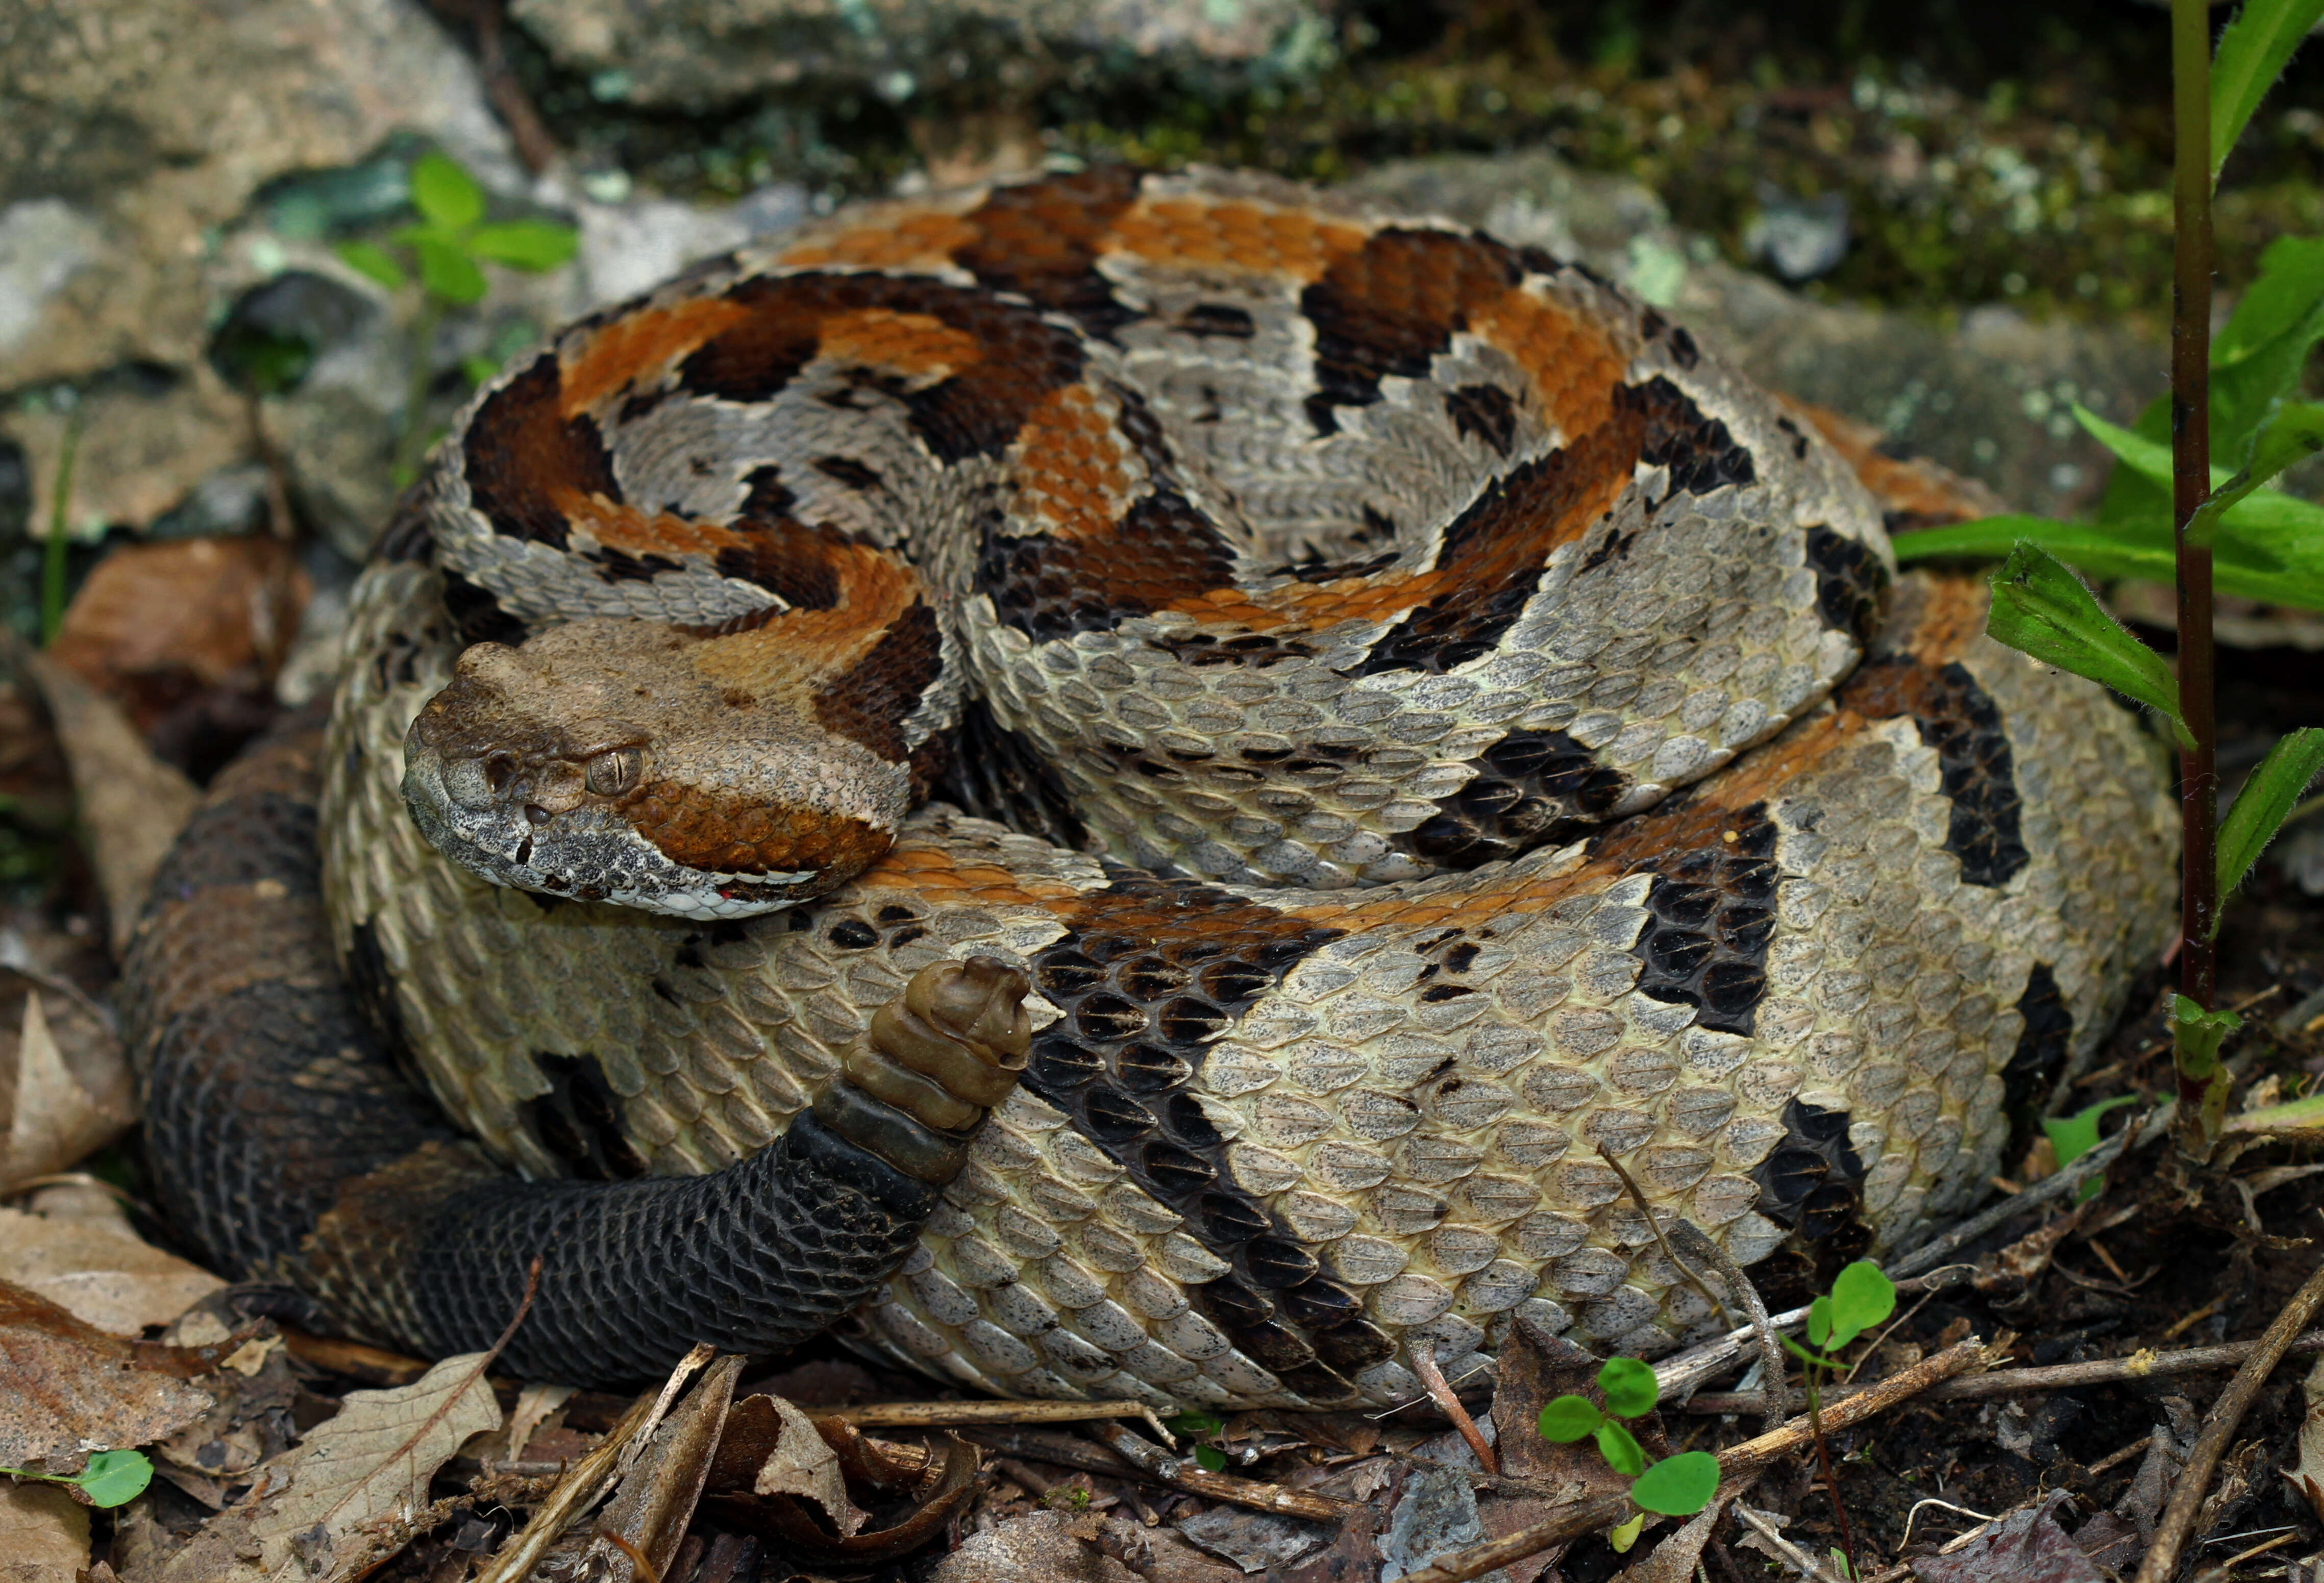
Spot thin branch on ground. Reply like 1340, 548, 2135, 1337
1734, 1503, 1853, 1583
832, 1397, 1177, 1447
1408, 1345, 1498, 1474
1400, 1338, 1990, 1583
1682, 1326, 2324, 1415
1082, 1423, 1361, 1522
1887, 1105, 2174, 1279
1599, 1144, 1734, 1330
2132, 1256, 2324, 1583
475, 1342, 712, 1583
1669, 1219, 1787, 1437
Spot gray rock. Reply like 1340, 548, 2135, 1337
510, 0, 1326, 112
572, 182, 808, 309
0, 0, 517, 388
1743, 186, 1850, 281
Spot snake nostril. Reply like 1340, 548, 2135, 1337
484, 753, 518, 794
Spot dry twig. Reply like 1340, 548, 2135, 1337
1399, 1338, 1989, 1583
1409, 1346, 1497, 1474
831, 1397, 1177, 1446
1082, 1423, 1360, 1522
2131, 1257, 2324, 1583
1682, 1327, 2324, 1415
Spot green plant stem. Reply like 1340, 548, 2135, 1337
39, 402, 81, 647
393, 298, 446, 485
2170, 0, 2227, 1159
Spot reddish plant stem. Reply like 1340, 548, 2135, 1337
1804, 1378, 1858, 1578
2169, 0, 2221, 1149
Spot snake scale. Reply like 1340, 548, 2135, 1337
122, 167, 2178, 1407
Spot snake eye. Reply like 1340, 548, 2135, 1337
584, 747, 642, 797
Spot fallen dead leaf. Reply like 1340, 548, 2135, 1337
748, 1395, 867, 1536
47, 535, 307, 777
928, 1511, 1140, 1582
0, 1200, 221, 1340
703, 1396, 980, 1565
246, 1350, 503, 1581
11, 644, 197, 954
0, 1479, 90, 1583
2290, 1355, 2324, 1524
570, 1354, 738, 1583
1915, 1494, 2108, 1583
0, 972, 136, 1197
0, 1279, 214, 1469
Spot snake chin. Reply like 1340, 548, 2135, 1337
400, 616, 907, 920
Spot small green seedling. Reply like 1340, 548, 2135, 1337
2042, 1096, 2141, 1202
1538, 1355, 1720, 1522
1, 1448, 153, 1507
1776, 1260, 1897, 1579
1165, 1409, 1230, 1472
333, 150, 579, 483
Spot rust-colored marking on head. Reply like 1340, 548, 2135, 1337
627, 786, 893, 880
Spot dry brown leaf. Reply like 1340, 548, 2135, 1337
506, 1382, 575, 1463
574, 1355, 739, 1583
0, 974, 136, 1198
247, 1350, 503, 1581
47, 536, 308, 744
13, 646, 197, 953
0, 1199, 221, 1338
2291, 1356, 2324, 1524
0, 1278, 213, 1468
0, 1480, 91, 1583
748, 1395, 867, 1537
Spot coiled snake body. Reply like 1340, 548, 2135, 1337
125, 168, 2177, 1407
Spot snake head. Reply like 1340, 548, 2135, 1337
401, 617, 909, 920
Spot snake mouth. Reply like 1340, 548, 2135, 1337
397, 624, 908, 920
400, 740, 826, 919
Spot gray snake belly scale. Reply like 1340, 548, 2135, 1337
122, 166, 2177, 1406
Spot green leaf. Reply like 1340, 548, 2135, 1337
2044, 1096, 2139, 1167
1609, 1513, 1646, 1552
466, 219, 580, 272
73, 1449, 153, 1507
1166, 1411, 1225, 1439
2043, 1096, 2139, 1201
412, 237, 487, 305
1193, 1445, 1228, 1472
334, 239, 407, 291
2173, 994, 2242, 1071
1595, 1421, 1646, 1478
1596, 1356, 1659, 1419
1832, 1546, 1857, 1580
2189, 403, 2324, 548
2074, 403, 2183, 489
1781, 1332, 1829, 1368
1806, 1293, 1835, 1350
410, 150, 486, 232
2211, 238, 2324, 457
460, 355, 501, 388
1538, 1395, 1604, 1442
2210, 0, 2324, 182
1894, 510, 2324, 613
1823, 1261, 1897, 1350
1984, 542, 2191, 748
2218, 727, 2324, 913
1631, 1450, 1721, 1516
